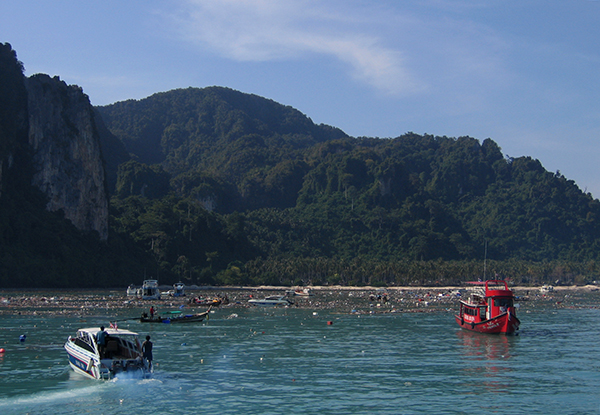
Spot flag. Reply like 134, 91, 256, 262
110, 322, 117, 330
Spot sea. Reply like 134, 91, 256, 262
0, 290, 599, 414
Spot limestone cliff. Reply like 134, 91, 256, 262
0, 43, 29, 200
25, 74, 109, 240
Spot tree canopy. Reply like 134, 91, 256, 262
95, 88, 600, 287
2, 60, 600, 288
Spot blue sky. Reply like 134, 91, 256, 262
2, 0, 600, 197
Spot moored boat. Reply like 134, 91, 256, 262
248, 295, 294, 306
191, 297, 222, 307
162, 282, 186, 297
140, 307, 210, 323
126, 284, 140, 297
287, 287, 313, 297
64, 327, 150, 380
141, 279, 161, 300
189, 294, 228, 307
455, 280, 520, 335
171, 282, 185, 297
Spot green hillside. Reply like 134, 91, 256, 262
3, 39, 600, 288
97, 89, 600, 287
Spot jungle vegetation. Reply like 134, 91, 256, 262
2, 42, 600, 288
95, 87, 600, 288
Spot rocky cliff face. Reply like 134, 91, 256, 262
25, 74, 109, 240
0, 43, 29, 200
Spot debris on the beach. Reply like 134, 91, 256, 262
0, 285, 597, 318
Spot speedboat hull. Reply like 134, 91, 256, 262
248, 297, 293, 306
65, 339, 104, 380
64, 327, 150, 380
248, 301, 287, 306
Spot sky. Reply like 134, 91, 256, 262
2, 0, 600, 197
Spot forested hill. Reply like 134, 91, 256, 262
3, 39, 600, 288
97, 87, 347, 210
95, 87, 600, 287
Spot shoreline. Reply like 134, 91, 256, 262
1, 283, 598, 293
1, 284, 598, 317
244, 284, 600, 292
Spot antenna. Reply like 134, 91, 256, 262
483, 241, 488, 279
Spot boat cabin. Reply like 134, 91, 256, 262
142, 279, 161, 300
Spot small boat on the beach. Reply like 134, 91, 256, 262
162, 282, 186, 297
455, 280, 520, 335
171, 282, 185, 297
540, 285, 554, 293
287, 287, 313, 297
126, 284, 140, 297
189, 294, 228, 307
140, 308, 210, 324
64, 327, 150, 380
248, 295, 294, 307
141, 279, 161, 300
190, 297, 222, 307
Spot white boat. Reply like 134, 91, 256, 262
170, 282, 185, 297
141, 279, 161, 300
540, 285, 554, 293
126, 284, 141, 297
288, 287, 313, 297
248, 295, 294, 306
64, 327, 150, 380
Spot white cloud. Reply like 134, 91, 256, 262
169, 0, 427, 96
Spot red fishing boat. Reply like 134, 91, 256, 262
455, 280, 520, 335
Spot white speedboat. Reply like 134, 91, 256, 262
64, 327, 150, 380
141, 279, 161, 300
248, 295, 294, 306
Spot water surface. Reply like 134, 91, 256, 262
0, 292, 598, 414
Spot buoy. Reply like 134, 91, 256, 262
0, 348, 5, 353
327, 321, 333, 325
19, 335, 26, 343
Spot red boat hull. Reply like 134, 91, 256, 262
455, 312, 520, 334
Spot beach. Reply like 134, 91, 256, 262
1, 284, 598, 317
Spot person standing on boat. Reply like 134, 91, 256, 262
150, 306, 155, 319
96, 326, 107, 358
142, 335, 153, 370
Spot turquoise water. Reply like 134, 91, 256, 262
0, 297, 599, 414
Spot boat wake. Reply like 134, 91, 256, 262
0, 370, 165, 414
0, 382, 104, 412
